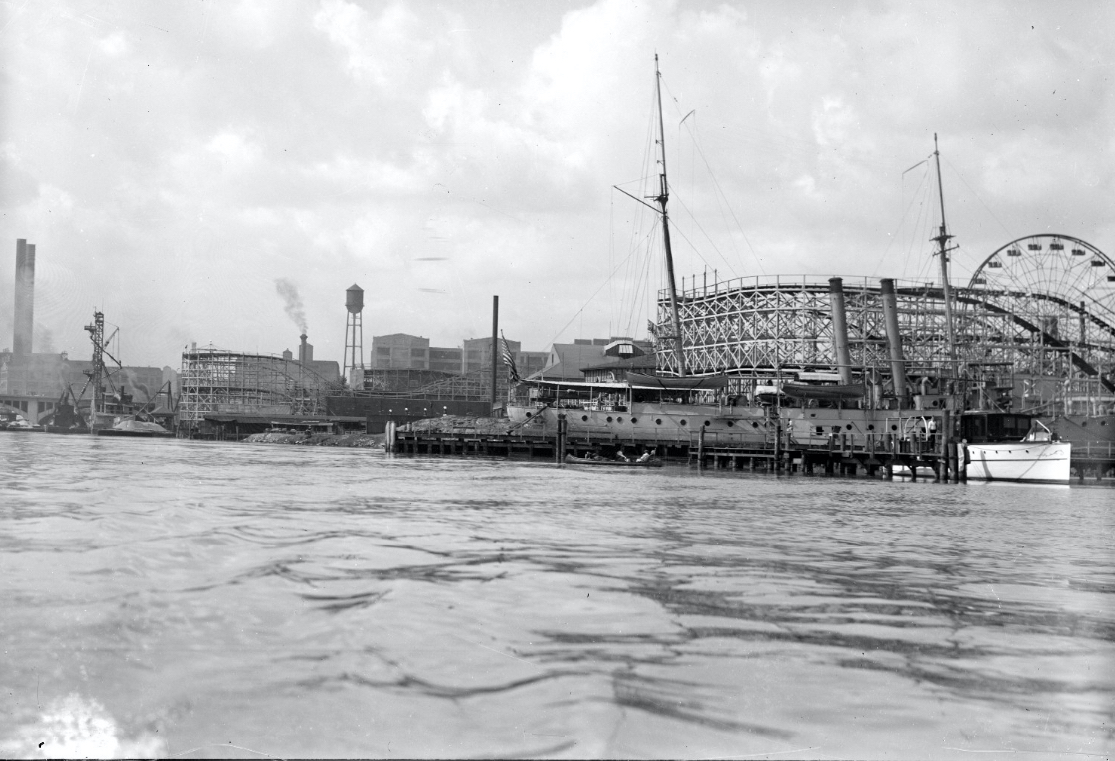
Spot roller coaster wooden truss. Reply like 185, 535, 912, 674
654, 274, 1115, 414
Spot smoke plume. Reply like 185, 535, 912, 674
35, 324, 55, 353
274, 278, 308, 334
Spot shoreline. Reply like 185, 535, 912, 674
243, 416, 514, 448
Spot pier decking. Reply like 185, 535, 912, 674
389, 427, 1115, 483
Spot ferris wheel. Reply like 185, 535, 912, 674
968, 234, 1115, 324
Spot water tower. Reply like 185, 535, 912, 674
343, 284, 365, 381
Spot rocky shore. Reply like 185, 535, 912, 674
400, 415, 514, 435
244, 431, 384, 447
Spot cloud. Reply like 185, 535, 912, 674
0, 0, 1110, 366
98, 30, 128, 57
0, 153, 39, 209
313, 0, 435, 91
206, 130, 262, 167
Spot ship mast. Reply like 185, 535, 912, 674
655, 55, 687, 376
932, 133, 958, 367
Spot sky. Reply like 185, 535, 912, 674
1, 0, 1112, 368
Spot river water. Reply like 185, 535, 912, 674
0, 433, 1111, 759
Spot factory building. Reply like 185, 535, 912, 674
371, 334, 432, 370
1, 240, 172, 423
368, 334, 547, 378
428, 346, 463, 374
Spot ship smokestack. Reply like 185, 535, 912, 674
880, 278, 908, 407
828, 277, 853, 386
13, 239, 35, 356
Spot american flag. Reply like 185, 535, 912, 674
500, 333, 520, 382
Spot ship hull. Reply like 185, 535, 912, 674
508, 402, 772, 447
965, 442, 1072, 483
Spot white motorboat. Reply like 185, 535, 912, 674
965, 422, 1072, 483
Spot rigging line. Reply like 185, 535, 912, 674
624, 236, 654, 339
677, 116, 765, 275
683, 110, 695, 207
633, 225, 662, 334
658, 76, 764, 276
902, 158, 930, 176
668, 219, 719, 276
622, 227, 645, 336
872, 164, 932, 277
942, 155, 1014, 241
620, 185, 657, 323
639, 227, 659, 331
545, 227, 657, 348
670, 190, 740, 279
662, 79, 833, 161
609, 193, 616, 337
901, 158, 934, 288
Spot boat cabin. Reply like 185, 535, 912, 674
959, 412, 1033, 443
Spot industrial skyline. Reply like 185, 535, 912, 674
1, 1, 1111, 367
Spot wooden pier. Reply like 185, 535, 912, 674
1072, 440, 1115, 483
388, 424, 1113, 484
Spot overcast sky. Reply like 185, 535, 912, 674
2, 0, 1112, 368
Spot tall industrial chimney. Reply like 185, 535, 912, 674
13, 239, 35, 355
299, 333, 313, 364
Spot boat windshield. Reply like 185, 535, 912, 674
1022, 421, 1055, 442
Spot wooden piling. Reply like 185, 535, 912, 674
556, 414, 567, 463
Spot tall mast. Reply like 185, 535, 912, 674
655, 54, 687, 376
932, 133, 958, 367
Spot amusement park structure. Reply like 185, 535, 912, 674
653, 234, 1115, 416
176, 347, 333, 433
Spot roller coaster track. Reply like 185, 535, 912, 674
895, 285, 1115, 392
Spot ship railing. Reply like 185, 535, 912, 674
1080, 440, 1114, 460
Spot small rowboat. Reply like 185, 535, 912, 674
564, 454, 663, 467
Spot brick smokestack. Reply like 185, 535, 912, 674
13, 239, 35, 356
298, 333, 313, 364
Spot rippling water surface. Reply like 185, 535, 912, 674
1, 433, 1112, 759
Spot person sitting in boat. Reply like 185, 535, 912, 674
589, 449, 605, 461
637, 448, 653, 463
615, 449, 630, 462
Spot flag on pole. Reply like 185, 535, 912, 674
500, 332, 520, 382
